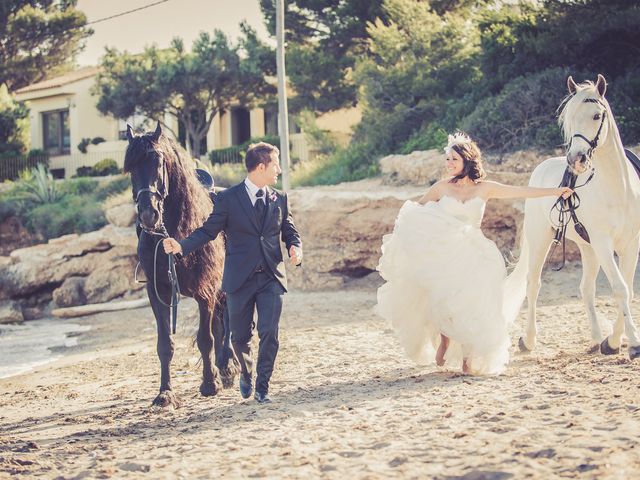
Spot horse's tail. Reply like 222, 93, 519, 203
503, 234, 529, 324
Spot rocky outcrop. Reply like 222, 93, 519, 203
0, 224, 143, 322
0, 300, 23, 324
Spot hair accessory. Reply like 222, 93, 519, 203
445, 131, 472, 154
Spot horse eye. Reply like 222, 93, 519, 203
593, 113, 601, 120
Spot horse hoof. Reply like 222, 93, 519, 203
200, 378, 222, 397
629, 345, 640, 361
518, 337, 532, 353
600, 337, 620, 356
219, 366, 238, 389
152, 390, 181, 409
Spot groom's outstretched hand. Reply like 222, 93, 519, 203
163, 238, 183, 255
289, 246, 303, 266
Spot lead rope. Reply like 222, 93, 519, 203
135, 224, 181, 334
547, 166, 595, 271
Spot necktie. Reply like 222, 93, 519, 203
255, 189, 265, 227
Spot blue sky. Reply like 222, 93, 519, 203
76, 0, 270, 66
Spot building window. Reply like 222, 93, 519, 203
263, 107, 301, 136
264, 108, 278, 136
231, 107, 251, 145
42, 110, 70, 155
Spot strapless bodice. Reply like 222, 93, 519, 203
438, 195, 486, 228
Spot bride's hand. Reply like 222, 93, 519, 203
557, 187, 573, 199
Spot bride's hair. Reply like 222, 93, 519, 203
446, 131, 486, 183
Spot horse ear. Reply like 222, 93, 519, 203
126, 124, 134, 142
567, 76, 578, 94
596, 74, 607, 97
152, 120, 162, 141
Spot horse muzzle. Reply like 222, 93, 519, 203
138, 207, 161, 230
567, 152, 591, 175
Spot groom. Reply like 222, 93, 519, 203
163, 142, 302, 403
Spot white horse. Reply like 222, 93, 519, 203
507, 74, 640, 360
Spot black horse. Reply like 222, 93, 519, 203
124, 121, 238, 408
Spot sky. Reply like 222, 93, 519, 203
76, 0, 271, 66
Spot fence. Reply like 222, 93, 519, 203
207, 135, 312, 166
0, 151, 127, 182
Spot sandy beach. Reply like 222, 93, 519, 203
1, 263, 640, 479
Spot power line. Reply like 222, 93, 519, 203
86, 0, 173, 26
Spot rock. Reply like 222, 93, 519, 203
379, 149, 443, 185
105, 203, 136, 227
285, 180, 422, 290
52, 276, 87, 308
0, 225, 137, 301
0, 215, 38, 255
83, 251, 143, 304
0, 300, 23, 324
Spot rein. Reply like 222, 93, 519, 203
133, 160, 181, 334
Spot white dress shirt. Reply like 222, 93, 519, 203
244, 177, 265, 206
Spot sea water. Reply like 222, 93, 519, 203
0, 319, 91, 379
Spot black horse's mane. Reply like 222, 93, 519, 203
125, 131, 224, 302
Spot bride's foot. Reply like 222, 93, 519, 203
462, 358, 471, 374
436, 334, 450, 366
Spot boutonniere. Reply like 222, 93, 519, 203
268, 191, 277, 202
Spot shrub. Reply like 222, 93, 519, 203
400, 123, 449, 154
75, 158, 120, 177
94, 175, 130, 200
460, 67, 585, 153
26, 195, 106, 240
92, 158, 120, 176
208, 135, 281, 164
59, 178, 99, 196
210, 163, 246, 187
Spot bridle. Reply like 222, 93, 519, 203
132, 153, 181, 334
548, 98, 606, 271
566, 98, 607, 161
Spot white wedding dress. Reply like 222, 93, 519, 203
376, 195, 515, 374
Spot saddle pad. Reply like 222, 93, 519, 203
625, 148, 640, 179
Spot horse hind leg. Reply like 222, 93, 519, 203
519, 227, 554, 352
577, 245, 605, 351
604, 237, 640, 359
213, 292, 240, 389
593, 240, 637, 358
196, 298, 222, 396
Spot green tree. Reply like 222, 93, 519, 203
95, 25, 275, 159
260, 0, 387, 112
353, 0, 481, 155
0, 1, 91, 91
0, 83, 29, 155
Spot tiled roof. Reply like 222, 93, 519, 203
15, 66, 100, 94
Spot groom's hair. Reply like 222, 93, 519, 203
245, 142, 279, 172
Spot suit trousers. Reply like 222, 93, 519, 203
227, 270, 285, 394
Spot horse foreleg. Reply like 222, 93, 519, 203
593, 240, 634, 357
213, 294, 240, 388
520, 229, 553, 352
196, 298, 222, 397
578, 244, 604, 348
148, 284, 180, 408
616, 237, 640, 359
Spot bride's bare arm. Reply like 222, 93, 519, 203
482, 181, 573, 200
418, 180, 447, 204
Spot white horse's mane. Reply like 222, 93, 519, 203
557, 80, 614, 144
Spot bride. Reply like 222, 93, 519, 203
376, 132, 572, 374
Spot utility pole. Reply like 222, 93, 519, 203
276, 0, 290, 190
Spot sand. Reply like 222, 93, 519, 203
1, 263, 640, 479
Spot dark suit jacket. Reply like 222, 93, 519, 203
179, 182, 301, 293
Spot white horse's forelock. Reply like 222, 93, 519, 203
557, 80, 612, 144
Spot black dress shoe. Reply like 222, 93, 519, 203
254, 391, 271, 404
239, 374, 253, 399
